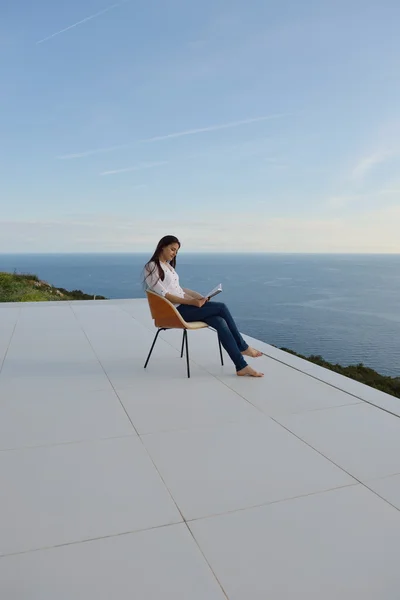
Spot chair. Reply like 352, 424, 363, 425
144, 290, 224, 378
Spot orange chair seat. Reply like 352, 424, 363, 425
147, 290, 207, 330
144, 290, 224, 378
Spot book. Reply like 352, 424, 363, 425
206, 283, 222, 299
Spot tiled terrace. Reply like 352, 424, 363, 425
0, 299, 400, 599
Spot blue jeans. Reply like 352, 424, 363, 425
177, 301, 248, 371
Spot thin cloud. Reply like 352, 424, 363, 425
3, 206, 400, 253
36, 1, 128, 45
351, 150, 391, 181
326, 194, 361, 209
58, 143, 132, 160
378, 187, 400, 195
57, 113, 289, 159
143, 114, 287, 143
100, 161, 168, 176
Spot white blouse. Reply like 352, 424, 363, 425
145, 262, 185, 305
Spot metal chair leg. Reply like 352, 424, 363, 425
146, 327, 219, 377
184, 330, 190, 378
180, 330, 186, 358
218, 335, 224, 366
144, 328, 164, 369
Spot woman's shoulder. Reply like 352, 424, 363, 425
144, 261, 157, 277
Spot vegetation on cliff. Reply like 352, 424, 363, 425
0, 272, 107, 302
281, 348, 400, 399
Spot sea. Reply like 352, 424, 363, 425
1, 253, 399, 377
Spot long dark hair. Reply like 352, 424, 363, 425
144, 235, 181, 286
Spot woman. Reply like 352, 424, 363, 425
144, 235, 264, 377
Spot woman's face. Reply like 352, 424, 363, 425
160, 243, 180, 262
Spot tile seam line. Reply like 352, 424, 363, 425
71, 304, 400, 515
258, 347, 400, 420
0, 432, 138, 454
122, 312, 400, 516
6, 304, 398, 549
69, 303, 141, 437
120, 305, 400, 420
184, 522, 229, 599
0, 306, 21, 375
270, 416, 400, 514
124, 310, 267, 414
0, 521, 183, 560
69, 302, 400, 426
111, 309, 266, 528
0, 482, 360, 559
66, 305, 256, 424
69, 303, 188, 526
154, 320, 400, 422
2, 477, 397, 561
136, 400, 364, 437
9, 299, 400, 419
185, 481, 360, 524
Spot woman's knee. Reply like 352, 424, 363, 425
206, 315, 227, 330
212, 301, 227, 313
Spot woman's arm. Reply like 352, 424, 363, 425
165, 293, 206, 307
145, 263, 170, 297
145, 264, 205, 306
182, 288, 204, 300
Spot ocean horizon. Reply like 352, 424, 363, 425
1, 252, 399, 378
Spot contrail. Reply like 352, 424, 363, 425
36, 1, 128, 45
143, 115, 287, 143
58, 113, 289, 159
58, 143, 132, 160
101, 161, 168, 176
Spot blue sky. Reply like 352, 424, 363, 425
1, 0, 400, 252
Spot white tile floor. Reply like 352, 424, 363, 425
276, 402, 400, 480
142, 419, 355, 520
1, 299, 399, 599
0, 524, 227, 600
116, 378, 261, 434
0, 386, 134, 450
243, 332, 400, 418
365, 473, 400, 511
0, 436, 181, 556
189, 485, 400, 600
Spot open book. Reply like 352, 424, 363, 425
205, 283, 222, 299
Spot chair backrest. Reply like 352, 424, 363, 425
146, 290, 187, 329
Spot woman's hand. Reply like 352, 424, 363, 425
190, 297, 208, 307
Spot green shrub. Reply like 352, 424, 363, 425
0, 271, 107, 303
20, 290, 59, 302
281, 347, 400, 399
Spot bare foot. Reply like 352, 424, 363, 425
237, 365, 264, 377
242, 347, 263, 358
